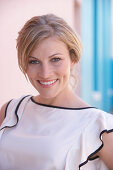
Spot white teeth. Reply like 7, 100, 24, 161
39, 80, 57, 85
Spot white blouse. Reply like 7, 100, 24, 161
0, 95, 113, 170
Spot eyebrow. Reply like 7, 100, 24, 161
29, 53, 63, 59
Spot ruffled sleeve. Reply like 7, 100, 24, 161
0, 95, 31, 140
79, 109, 113, 170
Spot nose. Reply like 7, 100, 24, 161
38, 63, 52, 79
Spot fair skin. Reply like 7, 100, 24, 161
0, 36, 113, 169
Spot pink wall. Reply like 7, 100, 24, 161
0, 0, 77, 107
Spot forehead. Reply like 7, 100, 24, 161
30, 37, 69, 57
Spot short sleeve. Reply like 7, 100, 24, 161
79, 109, 113, 170
0, 95, 31, 140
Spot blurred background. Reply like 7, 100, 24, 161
0, 0, 113, 113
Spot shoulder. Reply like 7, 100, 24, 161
0, 101, 10, 126
83, 107, 112, 119
0, 95, 31, 126
78, 108, 113, 142
88, 108, 113, 129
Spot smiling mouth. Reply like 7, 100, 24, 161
38, 79, 58, 87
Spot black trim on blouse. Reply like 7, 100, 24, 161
0, 95, 30, 131
4, 100, 13, 118
30, 96, 97, 110
79, 129, 113, 169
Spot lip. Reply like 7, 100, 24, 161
38, 79, 58, 88
38, 79, 57, 82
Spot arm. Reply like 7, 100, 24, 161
98, 132, 113, 170
0, 102, 9, 126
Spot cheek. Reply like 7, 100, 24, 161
26, 66, 37, 78
57, 62, 71, 76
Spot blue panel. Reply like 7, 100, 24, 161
101, 0, 111, 111
81, 0, 112, 112
81, 0, 94, 105
93, 0, 98, 91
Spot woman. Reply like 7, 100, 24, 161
0, 14, 113, 170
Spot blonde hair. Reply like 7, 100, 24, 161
16, 14, 83, 76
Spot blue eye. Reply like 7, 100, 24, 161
51, 58, 61, 62
29, 60, 39, 64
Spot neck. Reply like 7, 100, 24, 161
34, 87, 76, 107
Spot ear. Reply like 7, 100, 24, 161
69, 49, 78, 66
70, 60, 76, 70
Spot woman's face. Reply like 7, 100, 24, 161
26, 36, 74, 100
